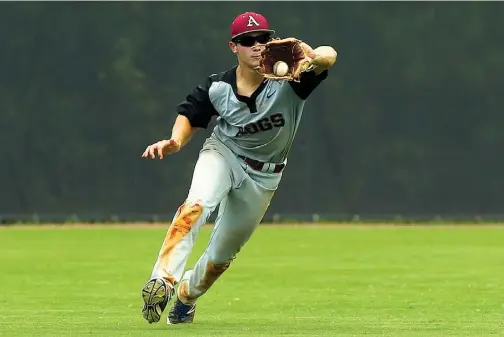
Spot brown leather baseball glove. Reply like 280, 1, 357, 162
257, 37, 313, 82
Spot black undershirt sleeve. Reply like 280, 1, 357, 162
289, 69, 329, 100
176, 75, 219, 128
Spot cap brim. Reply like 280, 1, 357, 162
231, 29, 276, 40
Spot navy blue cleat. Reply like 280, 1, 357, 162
167, 298, 196, 324
141, 278, 174, 324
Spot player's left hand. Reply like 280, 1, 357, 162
257, 38, 318, 82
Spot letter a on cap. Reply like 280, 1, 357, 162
247, 15, 260, 27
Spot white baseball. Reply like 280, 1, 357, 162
273, 61, 289, 76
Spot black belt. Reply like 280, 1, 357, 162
238, 155, 285, 173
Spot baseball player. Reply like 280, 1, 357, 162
140, 11, 337, 325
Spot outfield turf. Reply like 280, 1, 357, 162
0, 224, 503, 337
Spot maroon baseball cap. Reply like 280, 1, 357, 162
230, 12, 275, 40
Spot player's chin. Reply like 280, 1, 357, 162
249, 57, 261, 68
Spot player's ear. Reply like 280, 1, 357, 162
229, 41, 238, 54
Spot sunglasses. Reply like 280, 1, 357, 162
234, 34, 271, 47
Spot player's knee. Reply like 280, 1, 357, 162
183, 198, 206, 209
207, 253, 235, 270
172, 200, 205, 234
205, 260, 231, 281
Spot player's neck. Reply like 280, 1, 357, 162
236, 64, 264, 88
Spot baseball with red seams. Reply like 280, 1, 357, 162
273, 61, 289, 76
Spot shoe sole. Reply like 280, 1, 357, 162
141, 278, 173, 324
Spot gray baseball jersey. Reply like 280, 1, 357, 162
176, 65, 328, 164
146, 66, 329, 305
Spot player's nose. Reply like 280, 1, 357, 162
251, 43, 264, 50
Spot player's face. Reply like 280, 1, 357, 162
230, 33, 271, 69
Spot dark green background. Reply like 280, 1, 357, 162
1, 2, 503, 221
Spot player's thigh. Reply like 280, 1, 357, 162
207, 179, 275, 263
186, 149, 233, 209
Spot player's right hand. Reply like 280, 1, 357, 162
141, 139, 181, 159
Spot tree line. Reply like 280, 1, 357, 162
1, 2, 503, 218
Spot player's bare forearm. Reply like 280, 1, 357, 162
141, 114, 199, 159
171, 114, 199, 148
311, 46, 337, 70
300, 42, 337, 74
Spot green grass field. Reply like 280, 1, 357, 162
0, 224, 503, 336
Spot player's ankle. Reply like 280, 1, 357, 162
159, 275, 175, 288
179, 296, 196, 306
177, 280, 197, 305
